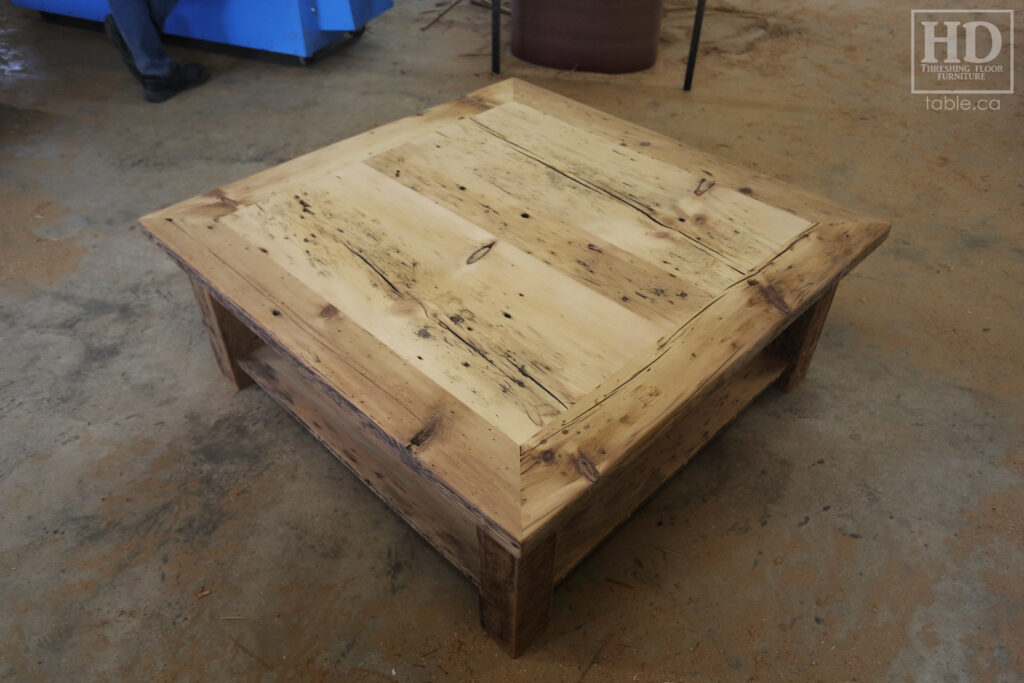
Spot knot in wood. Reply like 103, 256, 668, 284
575, 454, 600, 483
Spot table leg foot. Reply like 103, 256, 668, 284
775, 281, 838, 392
189, 277, 262, 390
477, 529, 555, 657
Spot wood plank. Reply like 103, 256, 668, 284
219, 166, 662, 433
141, 94, 500, 229
220, 177, 559, 442
478, 528, 556, 657
551, 346, 786, 582
143, 215, 523, 548
411, 115, 746, 295
505, 79, 873, 225
365, 121, 719, 327
520, 219, 890, 540
470, 101, 815, 273
239, 346, 482, 581
189, 277, 262, 390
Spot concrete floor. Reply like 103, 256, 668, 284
1, 0, 1021, 679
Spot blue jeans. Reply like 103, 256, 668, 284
108, 0, 181, 78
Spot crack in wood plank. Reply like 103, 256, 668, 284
502, 355, 569, 411
160, 218, 426, 433
467, 118, 744, 275
341, 242, 405, 296
518, 222, 822, 459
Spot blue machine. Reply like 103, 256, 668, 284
11, 0, 393, 59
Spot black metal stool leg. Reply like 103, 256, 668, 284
491, 0, 501, 74
683, 0, 707, 91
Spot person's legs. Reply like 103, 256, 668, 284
147, 0, 181, 28
107, 0, 178, 78
105, 0, 207, 103
104, 15, 142, 81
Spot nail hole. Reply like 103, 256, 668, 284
271, 309, 281, 316
521, 212, 530, 219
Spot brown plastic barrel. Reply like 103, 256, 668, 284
511, 0, 663, 74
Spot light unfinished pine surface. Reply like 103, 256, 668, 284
141, 79, 889, 556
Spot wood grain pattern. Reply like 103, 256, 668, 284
365, 118, 732, 323
144, 91, 506, 225
470, 101, 814, 273
551, 344, 787, 582
505, 80, 869, 225
478, 528, 555, 657
141, 78, 889, 656
239, 346, 482, 580
219, 167, 662, 440
149, 214, 522, 549
519, 221, 888, 539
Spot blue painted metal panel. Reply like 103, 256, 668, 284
10, 0, 390, 57
165, 0, 311, 56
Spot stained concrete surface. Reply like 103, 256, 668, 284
1, 0, 1022, 679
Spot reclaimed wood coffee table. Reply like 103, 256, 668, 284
141, 79, 888, 657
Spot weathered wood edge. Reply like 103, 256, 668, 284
501, 80, 893, 543
519, 219, 891, 541
239, 346, 481, 583
140, 228, 523, 556
139, 84, 524, 549
550, 346, 788, 583
477, 527, 556, 657
499, 78, 887, 228
139, 88, 511, 230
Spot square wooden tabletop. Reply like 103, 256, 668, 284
141, 78, 888, 557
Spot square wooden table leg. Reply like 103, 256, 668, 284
189, 277, 262, 390
477, 529, 556, 657
776, 281, 839, 392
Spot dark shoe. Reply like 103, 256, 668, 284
104, 15, 142, 83
143, 63, 209, 103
